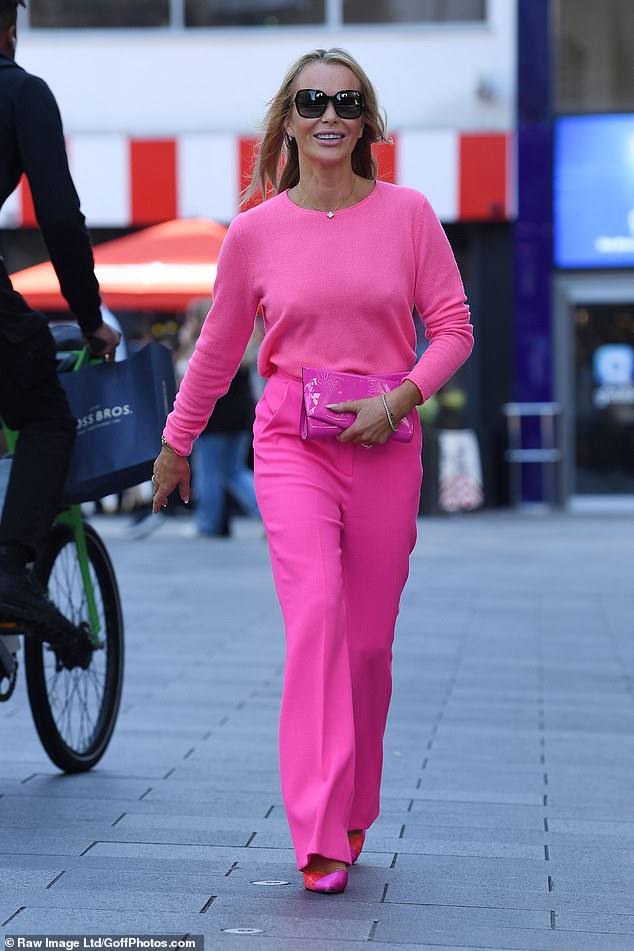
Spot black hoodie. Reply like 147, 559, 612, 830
0, 52, 101, 335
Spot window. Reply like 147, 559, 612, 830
185, 0, 324, 27
29, 0, 170, 28
343, 0, 485, 25
555, 0, 634, 111
25, 0, 484, 29
554, 115, 634, 269
574, 304, 634, 495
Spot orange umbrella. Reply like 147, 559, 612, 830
10, 217, 228, 312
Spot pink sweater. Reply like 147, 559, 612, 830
164, 180, 473, 455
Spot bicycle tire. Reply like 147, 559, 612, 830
25, 521, 124, 772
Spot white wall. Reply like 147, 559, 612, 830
16, 0, 516, 137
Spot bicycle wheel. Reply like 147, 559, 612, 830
25, 521, 124, 772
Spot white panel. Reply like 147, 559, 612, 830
18, 0, 515, 136
178, 134, 236, 224
398, 130, 458, 222
0, 185, 21, 228
69, 135, 129, 227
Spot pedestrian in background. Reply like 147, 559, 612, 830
152, 47, 473, 894
176, 302, 261, 537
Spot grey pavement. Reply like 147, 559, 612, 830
1, 510, 634, 950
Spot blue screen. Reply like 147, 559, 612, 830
554, 114, 634, 269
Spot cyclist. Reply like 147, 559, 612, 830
0, 0, 119, 634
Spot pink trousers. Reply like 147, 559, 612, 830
253, 372, 422, 870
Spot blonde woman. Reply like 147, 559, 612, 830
153, 48, 473, 894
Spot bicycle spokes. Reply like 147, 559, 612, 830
27, 521, 123, 770
0, 637, 18, 701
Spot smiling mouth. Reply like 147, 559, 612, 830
314, 133, 344, 140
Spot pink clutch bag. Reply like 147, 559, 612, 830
300, 367, 415, 442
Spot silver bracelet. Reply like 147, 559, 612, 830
381, 392, 398, 433
161, 435, 179, 455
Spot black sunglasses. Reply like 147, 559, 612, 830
294, 89, 364, 120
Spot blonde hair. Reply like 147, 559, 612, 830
243, 48, 389, 206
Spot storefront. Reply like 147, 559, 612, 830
553, 113, 634, 509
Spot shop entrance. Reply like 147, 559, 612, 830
555, 275, 634, 508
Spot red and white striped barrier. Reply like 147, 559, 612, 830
0, 130, 513, 229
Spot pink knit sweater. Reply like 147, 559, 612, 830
164, 180, 473, 455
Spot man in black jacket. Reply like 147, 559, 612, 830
0, 0, 119, 633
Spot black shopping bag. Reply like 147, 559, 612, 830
60, 342, 176, 504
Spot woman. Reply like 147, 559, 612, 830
176, 304, 262, 536
152, 48, 473, 895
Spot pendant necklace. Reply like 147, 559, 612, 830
295, 177, 357, 219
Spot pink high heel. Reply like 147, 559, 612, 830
348, 830, 366, 865
303, 868, 349, 894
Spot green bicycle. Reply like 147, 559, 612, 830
0, 327, 124, 772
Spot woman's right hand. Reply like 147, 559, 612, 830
152, 447, 190, 512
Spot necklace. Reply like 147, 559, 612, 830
294, 177, 357, 219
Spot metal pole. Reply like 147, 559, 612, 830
514, 0, 554, 503
325, 0, 343, 29
170, 0, 185, 29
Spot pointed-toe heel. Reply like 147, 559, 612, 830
303, 868, 348, 894
348, 830, 366, 865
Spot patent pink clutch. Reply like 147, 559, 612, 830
300, 367, 415, 442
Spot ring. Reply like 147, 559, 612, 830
361, 443, 374, 449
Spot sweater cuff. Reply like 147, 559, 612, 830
77, 310, 103, 335
162, 423, 192, 458
403, 373, 426, 404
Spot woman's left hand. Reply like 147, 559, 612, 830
152, 447, 191, 512
329, 396, 392, 445
329, 380, 421, 447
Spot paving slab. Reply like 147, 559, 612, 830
545, 890, 634, 917
384, 853, 550, 909
0, 886, 212, 914
372, 921, 634, 951
553, 910, 634, 935
38, 865, 236, 892
548, 817, 634, 837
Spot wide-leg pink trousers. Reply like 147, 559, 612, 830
253, 373, 422, 870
